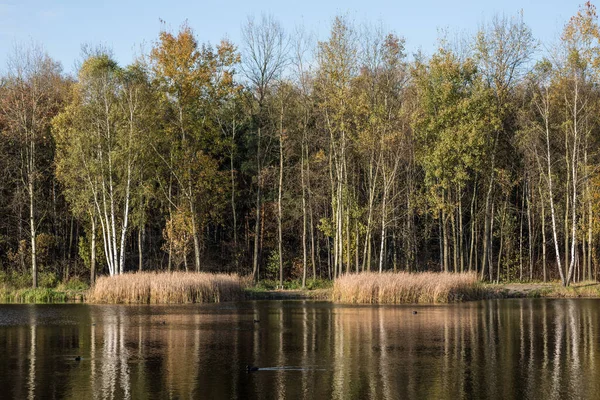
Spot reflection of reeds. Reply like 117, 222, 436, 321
332, 272, 482, 303
88, 272, 243, 304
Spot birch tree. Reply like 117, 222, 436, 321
54, 53, 146, 276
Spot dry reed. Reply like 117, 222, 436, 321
88, 272, 243, 304
332, 272, 483, 304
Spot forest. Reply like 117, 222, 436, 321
0, 3, 599, 290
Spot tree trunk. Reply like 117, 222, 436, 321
439, 215, 443, 272
90, 214, 96, 285
230, 119, 238, 265
543, 92, 566, 286
469, 183, 477, 272
488, 201, 495, 282
540, 184, 547, 283
519, 184, 525, 281
138, 225, 144, 272
458, 185, 464, 273
480, 179, 493, 281
496, 198, 507, 283
309, 194, 316, 280
378, 178, 388, 273
29, 171, 37, 289
451, 201, 458, 273
526, 184, 533, 281
190, 202, 201, 272
278, 110, 284, 288
252, 127, 262, 282
442, 207, 449, 273
301, 132, 308, 289
168, 177, 173, 272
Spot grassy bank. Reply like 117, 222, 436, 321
87, 272, 244, 304
490, 281, 600, 299
332, 272, 484, 304
0, 274, 88, 303
0, 286, 86, 303
5, 270, 600, 304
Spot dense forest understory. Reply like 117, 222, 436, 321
1, 3, 600, 290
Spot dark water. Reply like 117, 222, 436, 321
0, 299, 599, 399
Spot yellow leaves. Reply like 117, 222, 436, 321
561, 1, 600, 76
151, 24, 203, 100
217, 39, 241, 66
162, 209, 194, 268
150, 24, 240, 106
563, 2, 599, 42
314, 149, 327, 163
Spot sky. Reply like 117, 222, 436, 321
0, 0, 587, 75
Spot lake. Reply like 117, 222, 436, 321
0, 299, 598, 399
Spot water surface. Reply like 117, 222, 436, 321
0, 299, 598, 399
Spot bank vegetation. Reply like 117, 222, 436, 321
87, 272, 244, 304
332, 272, 484, 303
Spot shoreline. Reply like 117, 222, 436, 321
1, 282, 600, 304
483, 282, 600, 299
249, 282, 600, 302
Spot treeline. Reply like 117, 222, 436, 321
1, 3, 599, 288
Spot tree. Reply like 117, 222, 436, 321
413, 47, 496, 274
150, 23, 238, 272
54, 52, 148, 276
0, 44, 65, 287
241, 14, 288, 282
474, 12, 536, 281
315, 16, 359, 278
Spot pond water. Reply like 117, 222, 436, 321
0, 299, 599, 399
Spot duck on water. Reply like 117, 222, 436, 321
246, 365, 259, 372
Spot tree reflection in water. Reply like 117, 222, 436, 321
0, 299, 599, 399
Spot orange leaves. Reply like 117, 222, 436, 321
151, 24, 203, 101
150, 23, 240, 105
561, 1, 600, 73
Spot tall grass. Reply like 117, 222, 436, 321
0, 286, 77, 303
332, 272, 483, 304
88, 272, 243, 304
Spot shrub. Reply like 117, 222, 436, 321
39, 271, 58, 288
255, 279, 278, 290
0, 271, 32, 289
59, 277, 89, 291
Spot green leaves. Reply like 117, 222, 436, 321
413, 49, 493, 192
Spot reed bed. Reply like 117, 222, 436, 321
88, 272, 244, 304
332, 272, 483, 304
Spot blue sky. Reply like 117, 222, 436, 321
0, 0, 586, 74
